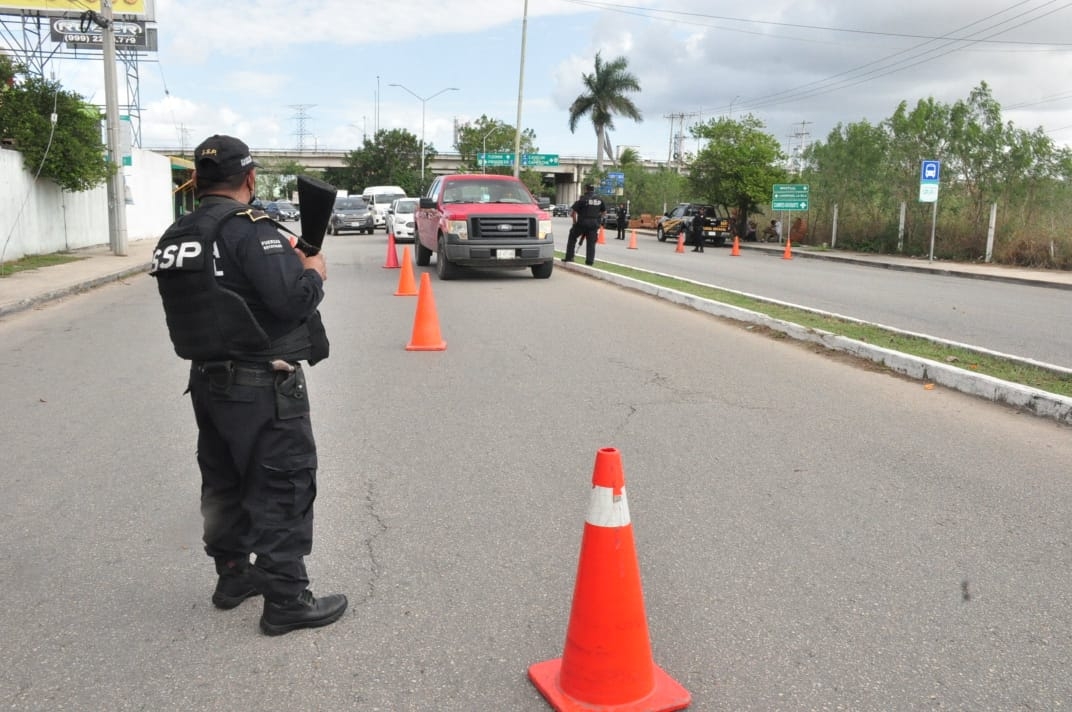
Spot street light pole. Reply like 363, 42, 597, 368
481, 126, 498, 174
389, 83, 459, 184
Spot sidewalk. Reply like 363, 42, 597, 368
739, 240, 1072, 290
0, 238, 157, 318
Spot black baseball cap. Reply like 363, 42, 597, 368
194, 134, 260, 181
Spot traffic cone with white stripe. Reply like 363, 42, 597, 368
598, 225, 607, 244
528, 447, 691, 712
675, 231, 686, 253
628, 229, 638, 249
782, 237, 793, 260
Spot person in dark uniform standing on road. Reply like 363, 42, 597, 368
150, 134, 347, 636
691, 207, 706, 252
564, 184, 606, 265
615, 203, 628, 239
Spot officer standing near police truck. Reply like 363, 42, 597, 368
151, 135, 347, 636
564, 184, 606, 265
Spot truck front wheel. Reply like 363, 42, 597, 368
414, 228, 432, 266
435, 235, 460, 280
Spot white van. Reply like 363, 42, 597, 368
361, 185, 408, 231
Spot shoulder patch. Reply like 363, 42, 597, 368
257, 235, 288, 255
235, 208, 272, 222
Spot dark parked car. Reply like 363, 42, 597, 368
327, 196, 375, 235
265, 200, 300, 222
552, 203, 570, 217
656, 203, 733, 246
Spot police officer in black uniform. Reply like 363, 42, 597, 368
615, 203, 628, 239
565, 184, 606, 265
691, 207, 706, 252
151, 134, 347, 636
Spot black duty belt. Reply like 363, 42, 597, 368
195, 360, 291, 387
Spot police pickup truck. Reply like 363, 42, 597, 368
655, 203, 734, 247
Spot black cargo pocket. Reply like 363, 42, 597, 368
261, 453, 317, 524
274, 367, 310, 420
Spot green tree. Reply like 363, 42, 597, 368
568, 52, 643, 171
617, 146, 641, 166
324, 128, 429, 196
688, 115, 786, 235
0, 63, 111, 192
254, 158, 311, 200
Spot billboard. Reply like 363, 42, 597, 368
0, 1, 154, 20
49, 17, 149, 48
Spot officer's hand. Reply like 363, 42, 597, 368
298, 249, 327, 281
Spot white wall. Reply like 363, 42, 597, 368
0, 146, 174, 263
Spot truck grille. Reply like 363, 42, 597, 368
470, 216, 536, 239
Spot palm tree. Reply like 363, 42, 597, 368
568, 52, 643, 172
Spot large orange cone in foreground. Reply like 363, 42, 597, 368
627, 229, 638, 250
782, 238, 793, 260
383, 232, 400, 269
528, 448, 691, 712
394, 247, 417, 296
405, 273, 446, 351
674, 232, 686, 253
730, 235, 740, 256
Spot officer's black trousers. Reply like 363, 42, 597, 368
564, 221, 598, 264
188, 367, 316, 601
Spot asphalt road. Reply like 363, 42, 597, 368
1, 235, 1070, 711
561, 217, 1072, 370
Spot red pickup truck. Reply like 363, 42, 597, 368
414, 174, 555, 279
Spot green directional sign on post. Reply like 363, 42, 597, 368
521, 153, 560, 167
771, 183, 810, 211
478, 152, 514, 167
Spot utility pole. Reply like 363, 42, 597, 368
100, 0, 128, 256
792, 120, 812, 176
512, 0, 529, 178
663, 112, 699, 172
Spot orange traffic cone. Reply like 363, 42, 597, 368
782, 238, 793, 260
675, 232, 685, 253
383, 232, 400, 269
394, 247, 417, 296
405, 273, 446, 351
627, 229, 638, 250
529, 447, 691, 712
731, 235, 740, 256
598, 225, 607, 244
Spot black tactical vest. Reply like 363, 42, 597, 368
578, 195, 603, 222
150, 202, 272, 361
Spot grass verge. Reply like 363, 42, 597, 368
581, 257, 1072, 399
0, 253, 85, 278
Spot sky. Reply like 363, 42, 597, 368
5, 0, 1072, 164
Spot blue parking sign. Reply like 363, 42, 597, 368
921, 160, 940, 182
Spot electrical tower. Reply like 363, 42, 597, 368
289, 104, 316, 151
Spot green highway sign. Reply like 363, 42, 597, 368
771, 183, 809, 211
478, 152, 514, 167
521, 153, 560, 167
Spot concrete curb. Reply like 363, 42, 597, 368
0, 262, 151, 319
560, 260, 1072, 426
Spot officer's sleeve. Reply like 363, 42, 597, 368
233, 219, 324, 321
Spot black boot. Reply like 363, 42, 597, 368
212, 560, 259, 610
260, 590, 348, 636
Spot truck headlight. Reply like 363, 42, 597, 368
538, 219, 552, 239
448, 220, 468, 239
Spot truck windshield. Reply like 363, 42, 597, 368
442, 183, 534, 205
